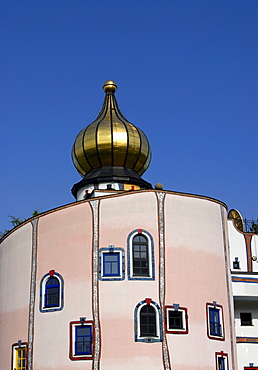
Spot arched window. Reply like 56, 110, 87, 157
45, 276, 60, 307
40, 270, 64, 313
134, 299, 161, 342
140, 304, 156, 337
128, 229, 155, 280
133, 234, 149, 277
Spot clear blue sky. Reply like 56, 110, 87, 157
1, 0, 257, 232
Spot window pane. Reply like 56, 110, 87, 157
103, 253, 120, 276
218, 358, 225, 370
169, 311, 183, 329
140, 305, 157, 337
105, 255, 117, 262
105, 263, 111, 274
133, 234, 149, 277
45, 276, 60, 307
240, 312, 252, 326
111, 263, 118, 274
46, 277, 59, 286
77, 327, 91, 336
75, 325, 92, 355
209, 308, 221, 336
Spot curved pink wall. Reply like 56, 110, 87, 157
0, 222, 32, 370
0, 190, 236, 370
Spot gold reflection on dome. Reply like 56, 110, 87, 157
72, 81, 151, 177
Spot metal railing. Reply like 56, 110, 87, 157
244, 219, 258, 233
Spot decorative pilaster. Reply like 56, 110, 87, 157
28, 218, 38, 370
90, 199, 101, 370
244, 234, 253, 273
156, 192, 171, 370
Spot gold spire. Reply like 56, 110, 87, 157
72, 81, 151, 178
103, 80, 117, 93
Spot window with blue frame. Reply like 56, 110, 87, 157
218, 357, 225, 370
209, 307, 221, 336
69, 320, 94, 361
128, 229, 155, 280
75, 326, 92, 355
215, 351, 228, 370
134, 299, 162, 343
140, 304, 156, 337
99, 247, 125, 281
45, 277, 60, 307
207, 303, 224, 340
40, 271, 64, 313
133, 234, 149, 277
103, 253, 120, 277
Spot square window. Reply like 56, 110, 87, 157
233, 260, 240, 269
169, 310, 183, 329
103, 253, 120, 276
99, 248, 125, 281
70, 321, 94, 361
207, 303, 224, 340
240, 312, 252, 326
165, 305, 188, 334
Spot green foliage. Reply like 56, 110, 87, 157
250, 222, 258, 234
8, 215, 25, 227
0, 210, 40, 239
32, 210, 40, 216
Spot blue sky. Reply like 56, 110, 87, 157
1, 0, 257, 232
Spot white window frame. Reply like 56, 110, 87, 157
165, 305, 188, 334
128, 229, 155, 280
40, 271, 64, 312
99, 247, 125, 281
215, 351, 228, 370
12, 342, 28, 370
134, 299, 162, 343
69, 320, 94, 361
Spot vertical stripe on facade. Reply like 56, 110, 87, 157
244, 234, 253, 272
90, 199, 101, 370
220, 205, 236, 370
156, 192, 171, 370
28, 218, 38, 370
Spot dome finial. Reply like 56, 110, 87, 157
103, 80, 117, 93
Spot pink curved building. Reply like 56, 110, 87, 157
1, 81, 257, 370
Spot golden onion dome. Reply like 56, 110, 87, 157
72, 81, 152, 178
